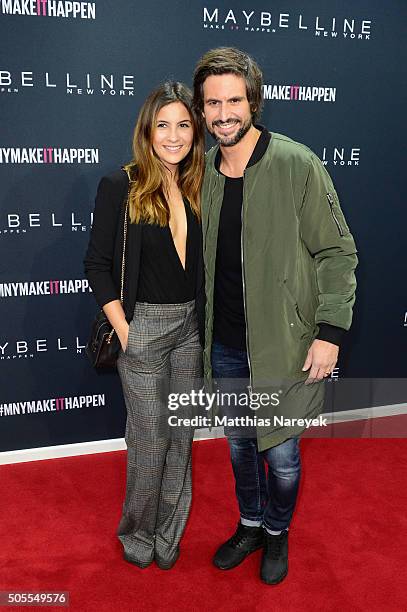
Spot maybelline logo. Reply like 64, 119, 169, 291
0, 394, 105, 417
0, 71, 135, 96
321, 147, 361, 166
0, 147, 99, 164
0, 334, 87, 359
1, 0, 96, 19
203, 8, 372, 40
263, 84, 336, 103
0, 278, 91, 298
0, 209, 93, 235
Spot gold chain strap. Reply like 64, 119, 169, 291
106, 168, 131, 344
120, 169, 131, 304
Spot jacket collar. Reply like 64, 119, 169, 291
213, 124, 271, 172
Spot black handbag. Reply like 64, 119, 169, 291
85, 168, 131, 368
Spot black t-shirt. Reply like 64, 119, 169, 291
136, 199, 199, 303
213, 175, 246, 348
213, 126, 271, 349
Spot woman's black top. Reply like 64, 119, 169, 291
83, 168, 205, 346
137, 199, 199, 303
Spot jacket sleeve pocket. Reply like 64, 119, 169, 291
298, 154, 358, 331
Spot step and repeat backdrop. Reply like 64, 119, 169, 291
0, 1, 406, 452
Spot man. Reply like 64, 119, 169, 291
192, 47, 357, 585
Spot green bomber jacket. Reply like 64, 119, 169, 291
201, 131, 358, 450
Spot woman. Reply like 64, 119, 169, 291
84, 82, 205, 570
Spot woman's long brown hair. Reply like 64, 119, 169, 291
124, 81, 205, 225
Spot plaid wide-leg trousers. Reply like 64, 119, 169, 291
116, 299, 202, 567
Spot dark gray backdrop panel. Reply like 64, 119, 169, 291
0, 1, 406, 451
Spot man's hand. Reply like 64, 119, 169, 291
302, 339, 339, 385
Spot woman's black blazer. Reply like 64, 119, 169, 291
83, 169, 205, 347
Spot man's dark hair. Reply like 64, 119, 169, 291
193, 47, 263, 122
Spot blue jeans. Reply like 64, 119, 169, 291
211, 340, 301, 532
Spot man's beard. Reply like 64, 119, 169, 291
209, 116, 252, 147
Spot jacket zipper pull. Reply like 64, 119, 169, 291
326, 193, 344, 237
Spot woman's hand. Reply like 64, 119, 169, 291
117, 322, 130, 353
102, 300, 129, 352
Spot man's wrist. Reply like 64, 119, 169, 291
315, 323, 346, 347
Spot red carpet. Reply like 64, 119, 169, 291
1, 439, 406, 611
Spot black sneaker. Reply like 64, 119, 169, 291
260, 529, 289, 585
213, 521, 264, 570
